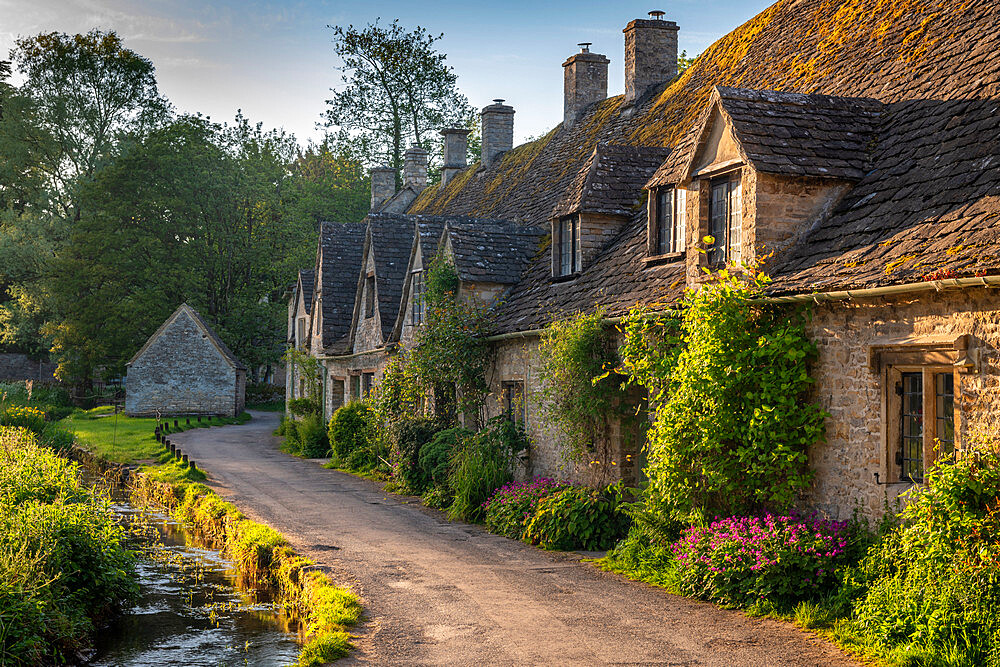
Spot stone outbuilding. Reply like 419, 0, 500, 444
126, 304, 246, 417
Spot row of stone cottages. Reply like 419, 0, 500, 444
286, 1, 1000, 519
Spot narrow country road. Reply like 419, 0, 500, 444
170, 411, 858, 666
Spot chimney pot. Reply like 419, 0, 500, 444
563, 46, 609, 129
481, 100, 515, 168
403, 143, 429, 191
624, 14, 679, 105
369, 166, 396, 211
440, 127, 471, 185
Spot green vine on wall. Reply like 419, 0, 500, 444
407, 252, 492, 424
538, 308, 630, 479
618, 268, 826, 523
284, 346, 322, 402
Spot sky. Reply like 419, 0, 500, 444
0, 0, 774, 147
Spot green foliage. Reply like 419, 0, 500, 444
539, 309, 626, 467
288, 397, 319, 417
285, 413, 330, 459
297, 632, 353, 666
850, 449, 1000, 664
286, 348, 323, 403
0, 405, 46, 433
0, 426, 139, 664
388, 417, 442, 492
370, 352, 423, 425
408, 253, 492, 422
328, 401, 376, 466
447, 416, 528, 522
483, 477, 570, 540
677, 50, 698, 75
523, 485, 628, 551
601, 528, 681, 590
619, 268, 824, 520
669, 514, 857, 609
324, 19, 475, 182
246, 381, 284, 406
419, 427, 471, 489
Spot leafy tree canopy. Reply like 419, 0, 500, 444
324, 19, 475, 185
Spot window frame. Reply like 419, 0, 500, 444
410, 269, 425, 325
553, 215, 580, 278
885, 366, 958, 484
650, 187, 687, 256
362, 372, 374, 399
297, 317, 306, 346
707, 172, 742, 266
501, 380, 526, 426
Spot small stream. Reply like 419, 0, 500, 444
89, 502, 302, 666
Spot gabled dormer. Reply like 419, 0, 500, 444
313, 221, 366, 356
646, 86, 881, 282
347, 214, 415, 354
291, 269, 314, 350
439, 218, 545, 304
392, 216, 448, 346
550, 143, 670, 280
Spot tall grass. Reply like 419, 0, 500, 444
0, 426, 138, 664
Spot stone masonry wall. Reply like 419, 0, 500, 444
126, 310, 239, 417
804, 287, 1000, 520
0, 353, 57, 381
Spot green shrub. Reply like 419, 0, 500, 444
246, 381, 283, 404
483, 477, 569, 539
0, 406, 46, 434
447, 417, 527, 522
388, 417, 442, 492
40, 422, 75, 451
288, 397, 319, 417
295, 413, 330, 458
421, 486, 452, 510
850, 450, 1000, 663
328, 402, 375, 462
419, 427, 471, 489
523, 485, 628, 551
0, 425, 138, 663
669, 514, 856, 609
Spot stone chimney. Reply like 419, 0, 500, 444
440, 128, 471, 185
481, 99, 514, 168
403, 144, 429, 191
563, 43, 609, 129
623, 11, 679, 105
370, 166, 396, 211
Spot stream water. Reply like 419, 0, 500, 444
89, 502, 302, 666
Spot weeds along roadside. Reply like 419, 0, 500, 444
57, 407, 363, 667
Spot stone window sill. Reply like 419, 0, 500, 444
550, 272, 580, 284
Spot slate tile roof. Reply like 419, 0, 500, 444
443, 220, 547, 285
366, 214, 418, 340
770, 97, 1000, 292
553, 144, 671, 218
493, 210, 686, 334
648, 87, 882, 187
318, 222, 366, 353
130, 303, 246, 371
403, 0, 1000, 330
298, 269, 314, 316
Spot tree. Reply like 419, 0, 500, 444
4, 30, 169, 220
324, 19, 475, 184
45, 113, 307, 382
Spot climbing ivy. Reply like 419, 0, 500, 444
618, 268, 825, 522
538, 308, 629, 474
408, 252, 492, 424
284, 347, 322, 402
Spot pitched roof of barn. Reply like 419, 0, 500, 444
128, 303, 246, 371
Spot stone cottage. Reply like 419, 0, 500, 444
288, 0, 1000, 518
127, 304, 247, 417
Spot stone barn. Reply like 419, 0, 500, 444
126, 304, 246, 417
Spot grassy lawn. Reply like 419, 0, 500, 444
65, 407, 250, 482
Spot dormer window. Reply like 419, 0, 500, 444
410, 270, 425, 325
650, 187, 686, 256
553, 216, 581, 278
707, 173, 742, 266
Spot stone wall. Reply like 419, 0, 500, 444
0, 353, 57, 382
126, 310, 241, 417
804, 287, 1000, 519
623, 18, 678, 104
353, 251, 383, 353
481, 101, 514, 168
562, 49, 609, 129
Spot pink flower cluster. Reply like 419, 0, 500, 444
671, 513, 851, 604
483, 477, 569, 512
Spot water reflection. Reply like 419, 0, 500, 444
90, 505, 301, 667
